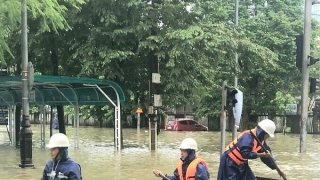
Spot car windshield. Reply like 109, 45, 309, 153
167, 120, 175, 125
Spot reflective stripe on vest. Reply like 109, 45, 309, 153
225, 127, 264, 165
177, 158, 208, 180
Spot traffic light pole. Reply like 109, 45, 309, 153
301, 0, 313, 153
300, 0, 312, 153
220, 81, 227, 157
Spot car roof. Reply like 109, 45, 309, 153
175, 118, 193, 121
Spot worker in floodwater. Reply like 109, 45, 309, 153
153, 137, 210, 180
217, 119, 286, 180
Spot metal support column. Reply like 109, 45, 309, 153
11, 105, 16, 146
87, 84, 121, 151
149, 120, 157, 151
112, 86, 121, 151
220, 81, 227, 156
73, 105, 80, 149
8, 105, 12, 144
114, 106, 121, 151
40, 106, 46, 149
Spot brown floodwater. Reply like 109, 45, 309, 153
0, 125, 319, 179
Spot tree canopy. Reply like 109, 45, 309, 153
2, 0, 319, 128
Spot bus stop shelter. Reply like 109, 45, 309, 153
0, 75, 125, 151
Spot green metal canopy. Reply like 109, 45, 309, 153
1, 75, 125, 151
0, 75, 126, 106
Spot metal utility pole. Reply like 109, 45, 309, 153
220, 81, 227, 156
19, 0, 34, 168
232, 0, 239, 140
149, 64, 160, 151
148, 0, 162, 151
300, 0, 312, 153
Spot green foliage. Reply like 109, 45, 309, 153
64, 105, 114, 126
30, 106, 39, 114
0, 0, 85, 64
310, 62, 320, 78
270, 91, 296, 114
224, 0, 310, 117
2, 0, 318, 125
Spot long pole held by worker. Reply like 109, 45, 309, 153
250, 131, 287, 180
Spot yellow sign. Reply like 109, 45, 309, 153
136, 107, 143, 113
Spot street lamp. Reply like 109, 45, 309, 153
19, 0, 34, 168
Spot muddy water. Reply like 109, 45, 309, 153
0, 125, 319, 179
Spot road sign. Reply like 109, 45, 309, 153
136, 107, 143, 114
286, 104, 297, 115
233, 88, 243, 128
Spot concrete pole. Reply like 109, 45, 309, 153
220, 81, 227, 156
137, 113, 140, 131
232, 0, 239, 140
19, 0, 34, 168
300, 0, 312, 153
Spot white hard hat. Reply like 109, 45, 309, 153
46, 133, 70, 148
258, 119, 276, 138
179, 138, 198, 150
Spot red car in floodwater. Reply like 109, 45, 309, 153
165, 118, 208, 131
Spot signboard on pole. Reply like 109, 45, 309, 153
286, 104, 297, 115
233, 88, 243, 128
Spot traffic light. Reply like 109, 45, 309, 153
310, 78, 316, 93
309, 56, 319, 94
226, 87, 238, 109
295, 34, 303, 72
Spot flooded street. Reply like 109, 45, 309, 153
0, 125, 320, 180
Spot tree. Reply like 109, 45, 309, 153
0, 0, 85, 66
3, 0, 315, 131
230, 0, 310, 129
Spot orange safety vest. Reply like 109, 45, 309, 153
225, 127, 264, 165
177, 158, 208, 180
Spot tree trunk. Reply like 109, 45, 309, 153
99, 120, 103, 128
50, 32, 66, 134
57, 105, 66, 134
240, 108, 250, 131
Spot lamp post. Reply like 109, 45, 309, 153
19, 0, 34, 168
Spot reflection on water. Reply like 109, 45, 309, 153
0, 125, 319, 180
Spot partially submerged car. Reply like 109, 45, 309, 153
165, 118, 208, 131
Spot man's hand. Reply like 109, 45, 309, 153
257, 150, 271, 158
153, 170, 165, 178
278, 170, 286, 178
